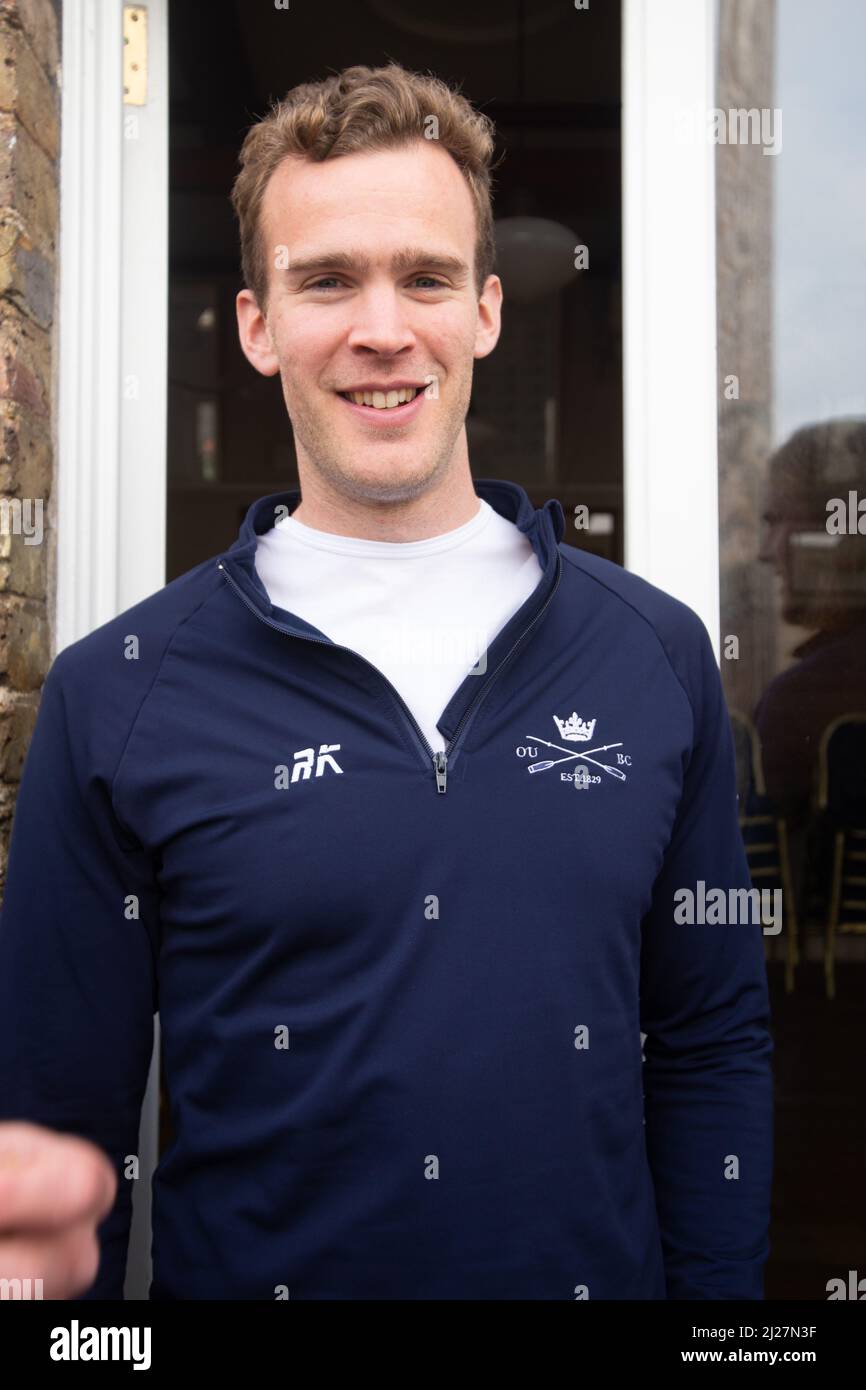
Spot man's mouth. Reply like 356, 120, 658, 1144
337, 386, 422, 411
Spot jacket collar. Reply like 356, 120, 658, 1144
217, 479, 565, 745
221, 477, 564, 593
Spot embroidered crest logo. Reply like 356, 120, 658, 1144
515, 715, 632, 787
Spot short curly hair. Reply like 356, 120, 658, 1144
229, 62, 498, 313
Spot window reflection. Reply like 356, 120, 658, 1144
716, 0, 866, 1300
717, 0, 866, 1003
752, 421, 866, 993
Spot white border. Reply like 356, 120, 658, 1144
622, 0, 721, 654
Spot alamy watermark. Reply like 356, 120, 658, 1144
826, 1269, 866, 1300
50, 1320, 151, 1370
675, 106, 782, 157
674, 880, 782, 935
0, 1276, 43, 1299
0, 497, 43, 546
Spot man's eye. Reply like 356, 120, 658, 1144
306, 276, 445, 291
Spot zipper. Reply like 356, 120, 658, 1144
217, 551, 562, 794
424, 550, 563, 791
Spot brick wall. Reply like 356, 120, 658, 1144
0, 0, 60, 890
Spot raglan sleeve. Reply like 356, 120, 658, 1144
639, 613, 774, 1300
0, 653, 160, 1299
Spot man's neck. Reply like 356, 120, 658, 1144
289, 467, 481, 542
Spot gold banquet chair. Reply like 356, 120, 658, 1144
729, 710, 799, 992
817, 714, 866, 1000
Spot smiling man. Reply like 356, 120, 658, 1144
0, 63, 773, 1301
238, 146, 490, 521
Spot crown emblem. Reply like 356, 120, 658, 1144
553, 711, 596, 742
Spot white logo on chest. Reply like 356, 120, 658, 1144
291, 744, 343, 782
515, 714, 632, 787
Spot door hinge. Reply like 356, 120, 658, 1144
123, 6, 147, 106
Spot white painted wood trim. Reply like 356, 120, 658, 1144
56, 0, 124, 650
622, 0, 721, 654
56, 0, 168, 650
118, 1, 169, 617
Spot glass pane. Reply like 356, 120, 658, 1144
716, 0, 866, 1298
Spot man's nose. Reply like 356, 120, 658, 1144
346, 286, 417, 355
757, 523, 776, 564
758, 520, 787, 566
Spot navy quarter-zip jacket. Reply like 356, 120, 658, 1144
0, 479, 774, 1300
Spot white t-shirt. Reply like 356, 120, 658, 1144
254, 497, 544, 752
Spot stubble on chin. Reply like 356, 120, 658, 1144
285, 374, 471, 507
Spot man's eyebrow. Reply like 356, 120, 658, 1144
281, 248, 470, 280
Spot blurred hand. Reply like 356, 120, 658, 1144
0, 1121, 117, 1299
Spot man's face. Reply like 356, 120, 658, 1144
236, 139, 502, 505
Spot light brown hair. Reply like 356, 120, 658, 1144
230, 62, 498, 313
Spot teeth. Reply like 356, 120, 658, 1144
344, 387, 419, 409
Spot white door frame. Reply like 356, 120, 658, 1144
57, 0, 168, 647
57, 0, 169, 1299
622, 0, 721, 656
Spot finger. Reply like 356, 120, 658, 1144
0, 1218, 102, 1299
0, 1122, 117, 1233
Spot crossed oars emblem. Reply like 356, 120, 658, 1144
525, 734, 627, 781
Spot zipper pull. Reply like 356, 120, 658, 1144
433, 750, 448, 793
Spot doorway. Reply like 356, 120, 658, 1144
165, 0, 624, 578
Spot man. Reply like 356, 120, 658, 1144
0, 62, 773, 1300
755, 419, 866, 817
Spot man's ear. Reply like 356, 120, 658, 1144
473, 274, 503, 362
236, 288, 281, 377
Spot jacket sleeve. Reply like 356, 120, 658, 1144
639, 617, 774, 1299
0, 655, 160, 1299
